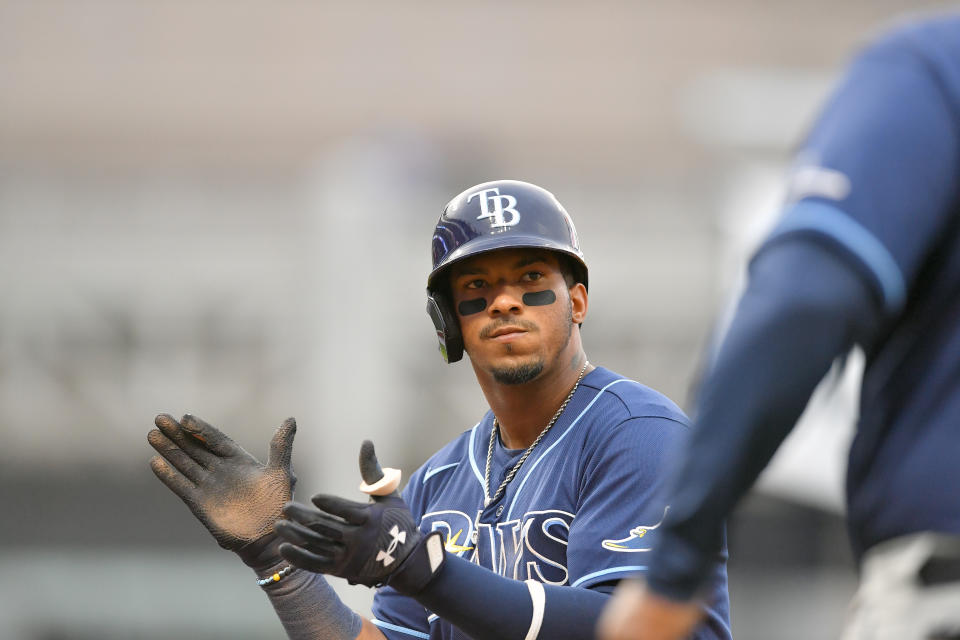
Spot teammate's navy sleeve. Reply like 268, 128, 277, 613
647, 20, 960, 601
766, 24, 959, 315
647, 240, 878, 600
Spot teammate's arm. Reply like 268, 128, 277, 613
652, 237, 880, 598
147, 414, 367, 640
643, 19, 960, 607
602, 24, 960, 639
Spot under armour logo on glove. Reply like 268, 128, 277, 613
275, 440, 445, 593
377, 525, 407, 566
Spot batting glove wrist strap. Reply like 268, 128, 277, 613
387, 530, 446, 595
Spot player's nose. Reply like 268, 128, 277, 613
487, 284, 523, 315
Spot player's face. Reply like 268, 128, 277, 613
449, 249, 587, 385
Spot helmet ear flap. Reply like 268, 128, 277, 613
426, 290, 463, 363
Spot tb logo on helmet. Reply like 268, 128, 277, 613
468, 187, 520, 230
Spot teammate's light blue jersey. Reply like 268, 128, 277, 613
372, 366, 732, 640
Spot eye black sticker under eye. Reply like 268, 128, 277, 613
457, 298, 487, 316
522, 290, 556, 306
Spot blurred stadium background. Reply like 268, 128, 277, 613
0, 2, 954, 638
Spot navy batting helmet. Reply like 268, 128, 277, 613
426, 179, 588, 363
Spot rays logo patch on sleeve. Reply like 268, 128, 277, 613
601, 507, 668, 553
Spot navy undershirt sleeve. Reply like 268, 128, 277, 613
645, 238, 880, 601
412, 552, 609, 640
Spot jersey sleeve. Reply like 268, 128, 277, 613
759, 27, 960, 316
566, 415, 688, 590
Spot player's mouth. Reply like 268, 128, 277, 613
480, 319, 538, 342
488, 326, 528, 342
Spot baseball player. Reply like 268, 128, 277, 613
599, 15, 960, 640
148, 180, 732, 639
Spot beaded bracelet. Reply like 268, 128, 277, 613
257, 565, 294, 587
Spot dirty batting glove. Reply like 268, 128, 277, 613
276, 440, 445, 594
148, 413, 297, 572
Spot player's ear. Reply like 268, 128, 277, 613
569, 282, 587, 324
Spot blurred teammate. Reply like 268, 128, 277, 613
599, 15, 960, 640
148, 180, 732, 639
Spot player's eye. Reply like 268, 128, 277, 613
464, 278, 486, 290
521, 271, 544, 282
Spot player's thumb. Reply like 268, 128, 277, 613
267, 417, 297, 472
358, 440, 402, 499
358, 440, 384, 486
